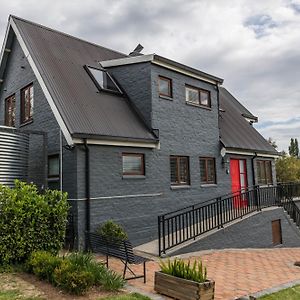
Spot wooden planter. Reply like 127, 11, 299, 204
154, 271, 215, 300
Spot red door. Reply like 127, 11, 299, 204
230, 159, 248, 208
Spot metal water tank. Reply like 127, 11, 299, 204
0, 126, 29, 187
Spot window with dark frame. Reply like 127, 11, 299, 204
4, 94, 16, 127
48, 154, 60, 178
122, 153, 145, 176
21, 84, 34, 124
170, 156, 190, 185
185, 85, 211, 107
200, 157, 216, 184
85, 66, 122, 93
158, 76, 172, 98
257, 160, 273, 185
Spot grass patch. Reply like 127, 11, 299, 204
259, 284, 300, 299
0, 290, 44, 300
100, 293, 151, 300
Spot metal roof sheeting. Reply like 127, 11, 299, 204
12, 16, 156, 142
219, 87, 278, 154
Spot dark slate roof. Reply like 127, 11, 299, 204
219, 87, 257, 121
219, 87, 277, 154
12, 16, 156, 142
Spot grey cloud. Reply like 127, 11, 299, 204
243, 14, 278, 38
0, 0, 299, 152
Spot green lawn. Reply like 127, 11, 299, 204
100, 293, 151, 300
0, 290, 44, 300
259, 285, 300, 299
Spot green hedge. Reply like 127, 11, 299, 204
0, 180, 69, 265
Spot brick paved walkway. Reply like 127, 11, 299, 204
99, 248, 300, 300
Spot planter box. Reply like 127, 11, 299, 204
154, 271, 215, 300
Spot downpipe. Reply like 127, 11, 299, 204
83, 139, 90, 251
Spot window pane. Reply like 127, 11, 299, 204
48, 155, 59, 177
207, 159, 215, 183
5, 95, 16, 127
200, 90, 209, 106
200, 159, 206, 182
266, 161, 272, 184
21, 85, 33, 123
159, 77, 171, 97
179, 157, 189, 183
186, 87, 199, 104
170, 157, 178, 184
122, 154, 143, 175
88, 67, 121, 92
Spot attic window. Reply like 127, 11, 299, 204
86, 66, 122, 93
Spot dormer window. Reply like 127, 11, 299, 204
85, 66, 122, 94
185, 85, 211, 108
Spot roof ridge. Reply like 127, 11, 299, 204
10, 14, 128, 58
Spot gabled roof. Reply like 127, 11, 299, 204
0, 16, 157, 145
219, 87, 278, 155
219, 87, 258, 122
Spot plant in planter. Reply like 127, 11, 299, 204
154, 258, 215, 300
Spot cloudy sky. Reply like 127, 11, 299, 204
0, 0, 299, 151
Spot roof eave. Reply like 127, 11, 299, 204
100, 54, 223, 85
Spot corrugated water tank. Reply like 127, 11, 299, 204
0, 126, 29, 187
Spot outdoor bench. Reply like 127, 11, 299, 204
87, 231, 148, 283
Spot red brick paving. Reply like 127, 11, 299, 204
97, 248, 300, 299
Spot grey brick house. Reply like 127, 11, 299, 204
0, 15, 279, 249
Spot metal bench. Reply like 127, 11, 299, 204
87, 232, 148, 283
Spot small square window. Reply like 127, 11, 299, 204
170, 156, 190, 185
21, 84, 34, 124
5, 94, 16, 127
200, 157, 216, 184
158, 76, 172, 98
185, 85, 211, 108
122, 153, 145, 176
257, 160, 273, 185
48, 155, 60, 178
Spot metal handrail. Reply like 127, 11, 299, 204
158, 183, 300, 256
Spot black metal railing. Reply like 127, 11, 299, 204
158, 183, 300, 256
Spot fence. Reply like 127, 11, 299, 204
158, 183, 300, 256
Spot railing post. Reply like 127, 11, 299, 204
161, 215, 166, 255
158, 216, 161, 257
192, 205, 196, 240
216, 197, 222, 229
255, 185, 261, 211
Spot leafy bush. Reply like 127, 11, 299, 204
53, 259, 94, 295
26, 251, 62, 283
96, 220, 128, 241
160, 258, 207, 283
26, 251, 125, 295
66, 252, 125, 291
0, 180, 69, 265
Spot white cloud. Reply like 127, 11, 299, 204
0, 0, 299, 151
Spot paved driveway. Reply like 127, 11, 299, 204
102, 248, 300, 299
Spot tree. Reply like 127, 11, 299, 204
276, 156, 300, 183
289, 138, 299, 157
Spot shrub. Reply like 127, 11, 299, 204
0, 180, 69, 265
96, 220, 128, 241
159, 258, 207, 283
53, 259, 94, 295
55, 252, 124, 294
27, 251, 62, 283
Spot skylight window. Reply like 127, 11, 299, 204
86, 66, 122, 93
